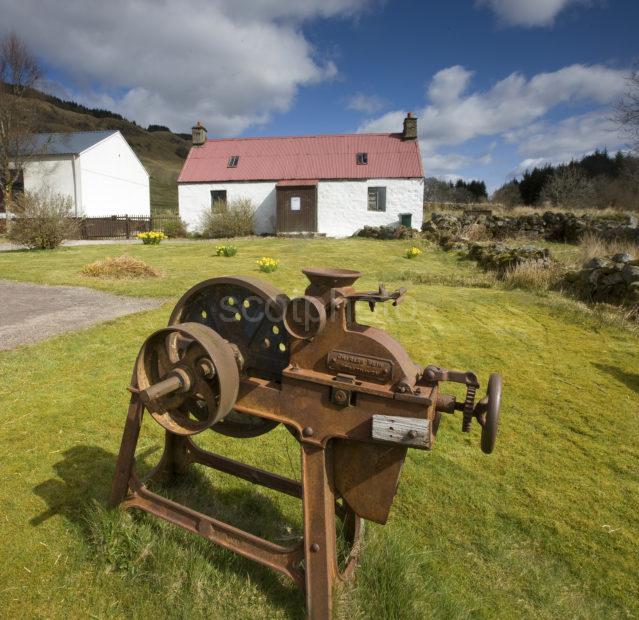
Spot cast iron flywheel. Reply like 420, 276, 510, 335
169, 276, 290, 438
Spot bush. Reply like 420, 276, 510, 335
502, 261, 564, 293
215, 244, 237, 257
578, 233, 639, 265
256, 256, 279, 273
137, 231, 167, 245
81, 255, 161, 279
7, 189, 78, 249
200, 198, 254, 238
160, 218, 187, 238
405, 246, 422, 259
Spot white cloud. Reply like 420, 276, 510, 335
427, 65, 474, 105
0, 0, 371, 133
476, 0, 588, 27
508, 110, 622, 174
346, 93, 386, 114
359, 63, 627, 178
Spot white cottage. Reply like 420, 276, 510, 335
4, 130, 150, 217
178, 115, 424, 237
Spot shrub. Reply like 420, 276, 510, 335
404, 246, 422, 259
137, 231, 167, 245
81, 255, 161, 279
215, 244, 237, 257
502, 260, 564, 293
200, 198, 254, 238
7, 189, 78, 249
160, 218, 187, 238
578, 232, 639, 265
256, 256, 279, 273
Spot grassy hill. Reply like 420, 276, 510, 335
25, 89, 190, 215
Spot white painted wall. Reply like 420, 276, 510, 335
23, 156, 77, 210
79, 133, 150, 216
20, 132, 149, 217
179, 181, 277, 234
317, 178, 424, 237
179, 177, 423, 237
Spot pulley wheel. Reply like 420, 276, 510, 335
135, 322, 239, 436
478, 373, 502, 454
169, 277, 290, 438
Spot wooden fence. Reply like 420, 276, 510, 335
73, 215, 181, 240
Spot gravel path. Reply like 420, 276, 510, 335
0, 239, 140, 252
0, 280, 164, 350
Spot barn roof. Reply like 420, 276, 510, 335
32, 130, 118, 155
178, 133, 423, 183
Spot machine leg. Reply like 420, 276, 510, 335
301, 442, 338, 619
149, 432, 191, 482
109, 394, 144, 506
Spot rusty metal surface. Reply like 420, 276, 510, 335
169, 276, 289, 437
135, 322, 239, 435
333, 440, 407, 524
110, 266, 503, 619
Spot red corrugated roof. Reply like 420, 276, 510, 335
178, 133, 423, 183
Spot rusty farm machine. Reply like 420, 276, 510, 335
110, 267, 502, 618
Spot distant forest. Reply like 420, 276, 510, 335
495, 150, 638, 210
426, 150, 639, 210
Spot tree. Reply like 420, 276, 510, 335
492, 181, 522, 208
540, 165, 595, 209
615, 67, 639, 153
0, 32, 43, 226
519, 165, 554, 205
423, 177, 454, 203
466, 179, 488, 202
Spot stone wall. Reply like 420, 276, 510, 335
565, 253, 639, 305
466, 243, 552, 274
422, 210, 639, 243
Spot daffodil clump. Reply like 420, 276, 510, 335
137, 230, 167, 245
256, 256, 279, 273
215, 244, 238, 257
405, 246, 422, 259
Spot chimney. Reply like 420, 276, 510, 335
192, 121, 207, 146
402, 112, 417, 140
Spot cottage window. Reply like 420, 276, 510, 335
227, 155, 239, 168
211, 190, 227, 210
367, 186, 386, 212
356, 152, 368, 165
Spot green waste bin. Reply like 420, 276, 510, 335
399, 213, 412, 228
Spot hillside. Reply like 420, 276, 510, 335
24, 89, 190, 214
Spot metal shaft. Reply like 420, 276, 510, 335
140, 372, 186, 403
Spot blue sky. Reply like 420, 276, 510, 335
1, 0, 637, 190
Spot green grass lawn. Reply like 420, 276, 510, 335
0, 238, 637, 619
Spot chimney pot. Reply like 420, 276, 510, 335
192, 121, 207, 147
402, 113, 417, 140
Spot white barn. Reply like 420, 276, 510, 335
5, 130, 150, 217
178, 115, 424, 237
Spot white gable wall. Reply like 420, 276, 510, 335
317, 178, 423, 237
23, 155, 78, 210
79, 133, 150, 216
179, 181, 277, 234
